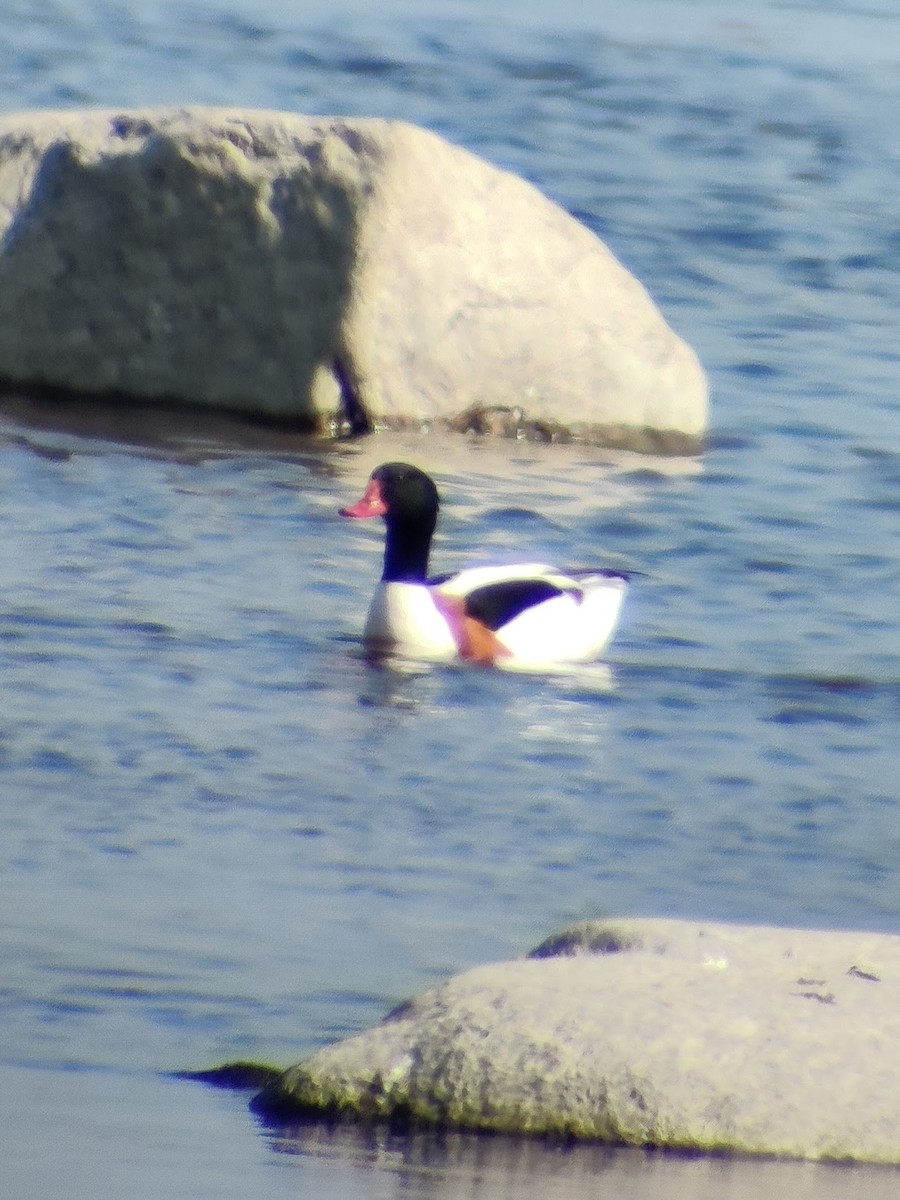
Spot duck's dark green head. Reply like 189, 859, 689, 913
341, 462, 440, 582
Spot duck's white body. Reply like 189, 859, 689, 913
343, 464, 628, 669
363, 581, 458, 661
364, 566, 627, 668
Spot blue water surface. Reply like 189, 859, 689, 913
1, 1, 900, 1197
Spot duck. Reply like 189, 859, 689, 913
341, 462, 628, 668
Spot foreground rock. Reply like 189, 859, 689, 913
0, 108, 707, 452
254, 917, 900, 1163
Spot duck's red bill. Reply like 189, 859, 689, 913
340, 477, 388, 519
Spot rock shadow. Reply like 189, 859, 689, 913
0, 116, 368, 431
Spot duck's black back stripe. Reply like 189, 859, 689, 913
464, 579, 576, 631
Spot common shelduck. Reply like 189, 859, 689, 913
341, 462, 627, 668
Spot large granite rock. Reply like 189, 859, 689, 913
254, 917, 900, 1163
0, 108, 707, 452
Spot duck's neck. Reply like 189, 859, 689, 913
382, 520, 432, 583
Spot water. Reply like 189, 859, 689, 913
2, 0, 900, 1195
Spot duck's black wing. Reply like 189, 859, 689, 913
463, 578, 579, 631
